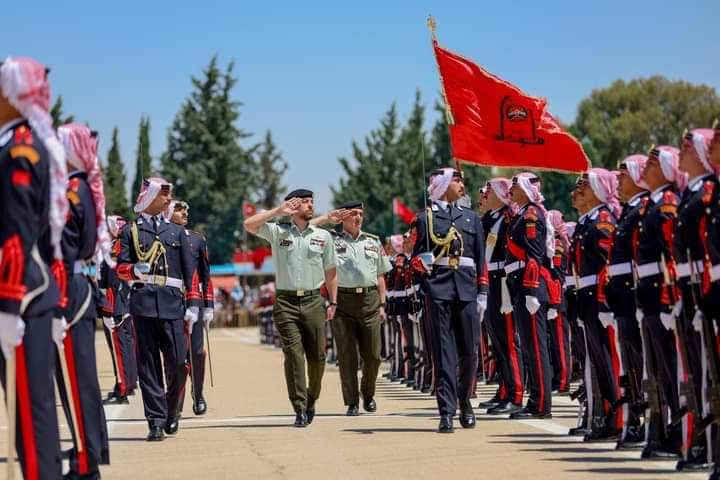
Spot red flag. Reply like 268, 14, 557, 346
393, 198, 415, 224
433, 41, 590, 173
242, 200, 257, 218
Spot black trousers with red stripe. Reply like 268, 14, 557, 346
135, 315, 187, 429
514, 298, 552, 414
426, 297, 479, 416
485, 279, 524, 405
0, 309, 62, 480
103, 315, 138, 398
548, 310, 571, 393
56, 314, 110, 475
178, 316, 208, 414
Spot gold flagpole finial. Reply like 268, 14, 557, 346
427, 15, 437, 41
713, 118, 719, 130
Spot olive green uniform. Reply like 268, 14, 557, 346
258, 222, 337, 412
331, 230, 392, 407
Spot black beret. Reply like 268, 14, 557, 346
284, 189, 313, 201
337, 200, 363, 210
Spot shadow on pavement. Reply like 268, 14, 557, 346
343, 427, 437, 434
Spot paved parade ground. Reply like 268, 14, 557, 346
0, 327, 707, 479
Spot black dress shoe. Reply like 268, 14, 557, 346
568, 426, 591, 436
164, 417, 179, 435
615, 426, 645, 450
64, 471, 101, 480
363, 398, 377, 413
641, 444, 680, 460
147, 426, 164, 442
346, 405, 360, 416
294, 411, 308, 427
459, 404, 476, 429
103, 395, 129, 405
193, 397, 207, 415
438, 414, 454, 433
487, 402, 523, 416
509, 408, 552, 420
306, 408, 315, 424
478, 397, 501, 409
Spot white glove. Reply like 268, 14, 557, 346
692, 310, 704, 333
0, 312, 25, 359
598, 311, 614, 329
547, 308, 558, 320
671, 300, 683, 320
660, 312, 676, 331
525, 295, 541, 315
500, 278, 513, 314
133, 262, 151, 277
635, 309, 644, 327
184, 306, 199, 327
52, 317, 67, 348
202, 308, 214, 325
102, 316, 115, 331
476, 293, 487, 312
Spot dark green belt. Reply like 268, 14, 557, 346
338, 286, 377, 294
276, 288, 321, 298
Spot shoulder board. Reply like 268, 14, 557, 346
702, 180, 716, 206
9, 145, 39, 165
330, 230, 339, 237
364, 232, 379, 241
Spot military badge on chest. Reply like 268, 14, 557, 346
279, 238, 294, 248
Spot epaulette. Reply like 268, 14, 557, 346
364, 232, 379, 241
702, 180, 716, 206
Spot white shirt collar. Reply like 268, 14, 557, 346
651, 184, 671, 203
628, 191, 647, 207
490, 206, 504, 218
688, 173, 713, 192
578, 204, 602, 223
434, 199, 449, 210
140, 212, 168, 224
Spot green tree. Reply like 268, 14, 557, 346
104, 127, 131, 218
161, 56, 256, 263
132, 116, 152, 203
253, 131, 288, 209
574, 76, 720, 169
50, 96, 74, 128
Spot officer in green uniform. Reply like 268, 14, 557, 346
312, 201, 392, 415
244, 189, 338, 427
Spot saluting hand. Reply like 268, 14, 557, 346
277, 198, 301, 216
327, 209, 351, 224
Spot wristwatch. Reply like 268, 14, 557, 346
329, 301, 337, 306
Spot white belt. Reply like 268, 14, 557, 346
504, 261, 525, 274
73, 260, 89, 275
711, 264, 720, 282
578, 274, 598, 290
636, 262, 661, 279
387, 284, 420, 298
136, 274, 184, 289
608, 262, 631, 277
676, 260, 704, 279
435, 256, 476, 268
565, 275, 577, 288
487, 261, 505, 272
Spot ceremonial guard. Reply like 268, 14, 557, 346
606, 155, 650, 449
633, 146, 684, 459
56, 123, 112, 477
0, 56, 67, 480
412, 168, 487, 432
100, 215, 137, 405
478, 178, 524, 415
572, 168, 623, 441
244, 189, 338, 427
383, 235, 405, 379
312, 201, 392, 415
546, 210, 571, 397
117, 177, 201, 441
168, 200, 215, 416
674, 128, 717, 469
504, 173, 552, 419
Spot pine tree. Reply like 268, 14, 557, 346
50, 96, 74, 128
161, 56, 256, 263
132, 116, 152, 203
104, 127, 131, 218
254, 131, 288, 209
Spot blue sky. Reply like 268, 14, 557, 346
5, 0, 719, 211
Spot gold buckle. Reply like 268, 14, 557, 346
448, 257, 459, 269
154, 275, 166, 287
296, 289, 305, 297
355, 287, 363, 293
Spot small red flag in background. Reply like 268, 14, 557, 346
433, 40, 590, 173
393, 197, 416, 224
242, 200, 257, 218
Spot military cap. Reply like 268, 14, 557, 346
337, 200, 363, 210
284, 189, 313, 201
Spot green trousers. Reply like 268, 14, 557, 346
273, 294, 326, 412
332, 289, 382, 406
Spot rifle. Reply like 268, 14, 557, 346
660, 253, 699, 427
